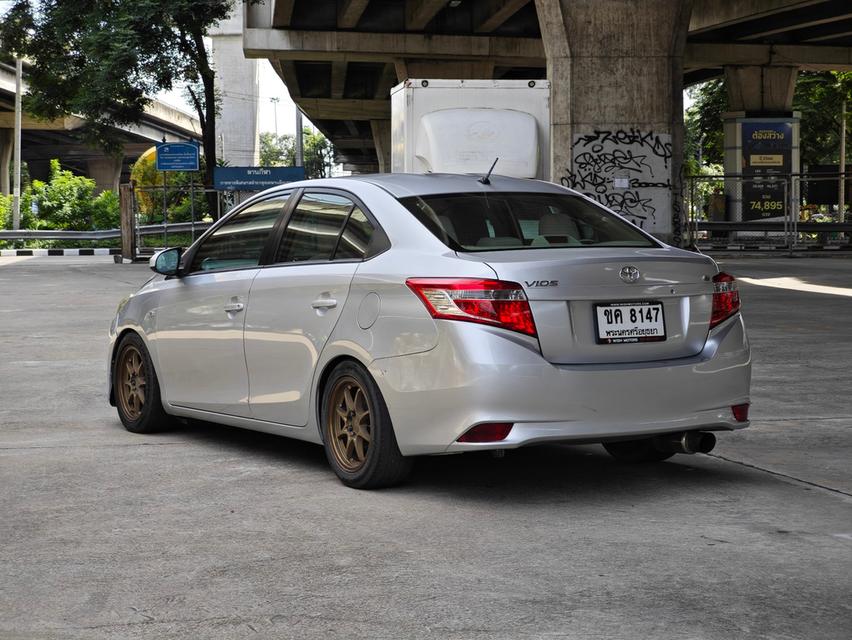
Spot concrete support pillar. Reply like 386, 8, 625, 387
722, 66, 800, 225
370, 120, 392, 173
725, 66, 798, 114
535, 0, 693, 243
87, 156, 123, 194
211, 6, 260, 166
0, 129, 12, 195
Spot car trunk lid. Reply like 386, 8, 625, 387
460, 247, 718, 364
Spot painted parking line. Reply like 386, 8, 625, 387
739, 276, 852, 298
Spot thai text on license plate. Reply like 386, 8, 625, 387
595, 301, 666, 344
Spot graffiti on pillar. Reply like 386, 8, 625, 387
560, 129, 673, 235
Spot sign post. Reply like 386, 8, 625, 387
155, 142, 200, 246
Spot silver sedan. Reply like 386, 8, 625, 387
108, 174, 751, 488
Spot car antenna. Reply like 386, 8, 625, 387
479, 157, 499, 185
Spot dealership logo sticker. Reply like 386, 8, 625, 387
619, 266, 640, 283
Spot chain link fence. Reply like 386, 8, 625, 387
685, 173, 852, 251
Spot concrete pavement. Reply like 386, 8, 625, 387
0, 255, 850, 639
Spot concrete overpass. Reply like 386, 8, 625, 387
0, 62, 202, 195
242, 0, 852, 241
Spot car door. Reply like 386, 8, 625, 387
244, 191, 383, 426
153, 195, 290, 416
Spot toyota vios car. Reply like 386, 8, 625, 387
109, 174, 751, 489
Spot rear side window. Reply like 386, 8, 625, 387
188, 196, 287, 273
398, 192, 657, 251
276, 193, 353, 263
334, 207, 375, 260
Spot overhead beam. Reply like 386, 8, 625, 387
684, 42, 852, 71
331, 61, 347, 100
338, 0, 371, 29
244, 28, 545, 66
330, 135, 375, 149
406, 0, 448, 31
476, 0, 531, 33
22, 142, 153, 159
374, 63, 398, 99
804, 28, 852, 43
741, 11, 852, 40
689, 0, 826, 34
272, 0, 295, 28
296, 98, 390, 120
0, 114, 84, 130
273, 60, 301, 98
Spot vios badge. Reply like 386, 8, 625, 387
619, 265, 640, 283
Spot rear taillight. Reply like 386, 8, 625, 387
710, 272, 741, 328
406, 278, 537, 337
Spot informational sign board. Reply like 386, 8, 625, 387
213, 166, 306, 191
741, 121, 793, 221
155, 142, 200, 172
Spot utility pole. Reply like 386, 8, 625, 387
840, 99, 846, 224
12, 57, 23, 230
270, 96, 280, 136
295, 109, 304, 169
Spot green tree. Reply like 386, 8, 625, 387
686, 72, 852, 171
260, 129, 335, 178
259, 132, 295, 167
0, 0, 254, 193
29, 159, 119, 230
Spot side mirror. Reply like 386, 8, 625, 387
150, 247, 183, 276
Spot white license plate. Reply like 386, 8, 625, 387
595, 301, 666, 344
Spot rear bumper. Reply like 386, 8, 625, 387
369, 315, 751, 455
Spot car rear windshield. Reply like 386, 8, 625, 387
398, 192, 657, 251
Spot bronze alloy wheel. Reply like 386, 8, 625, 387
327, 375, 373, 472
117, 345, 147, 421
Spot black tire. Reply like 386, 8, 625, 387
603, 439, 675, 463
113, 333, 171, 434
320, 361, 413, 489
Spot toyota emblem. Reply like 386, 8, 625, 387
619, 266, 640, 283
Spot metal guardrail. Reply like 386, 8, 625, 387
0, 221, 212, 241
697, 221, 852, 233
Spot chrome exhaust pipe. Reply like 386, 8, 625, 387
653, 431, 716, 455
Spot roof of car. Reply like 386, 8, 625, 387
355, 173, 570, 198
275, 173, 572, 199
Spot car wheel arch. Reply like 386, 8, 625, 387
313, 354, 373, 439
110, 328, 157, 406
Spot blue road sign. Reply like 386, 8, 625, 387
213, 166, 306, 191
156, 142, 200, 171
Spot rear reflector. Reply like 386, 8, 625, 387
710, 272, 741, 328
406, 278, 537, 337
732, 403, 750, 422
457, 423, 514, 443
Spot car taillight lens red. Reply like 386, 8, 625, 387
406, 278, 537, 337
710, 272, 741, 328
732, 403, 750, 422
457, 423, 514, 443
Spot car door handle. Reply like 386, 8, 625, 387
311, 298, 338, 309
223, 302, 245, 313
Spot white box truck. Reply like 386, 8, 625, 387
390, 79, 551, 181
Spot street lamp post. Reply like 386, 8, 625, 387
12, 57, 23, 230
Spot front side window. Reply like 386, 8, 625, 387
398, 192, 657, 251
188, 196, 288, 273
275, 193, 354, 263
